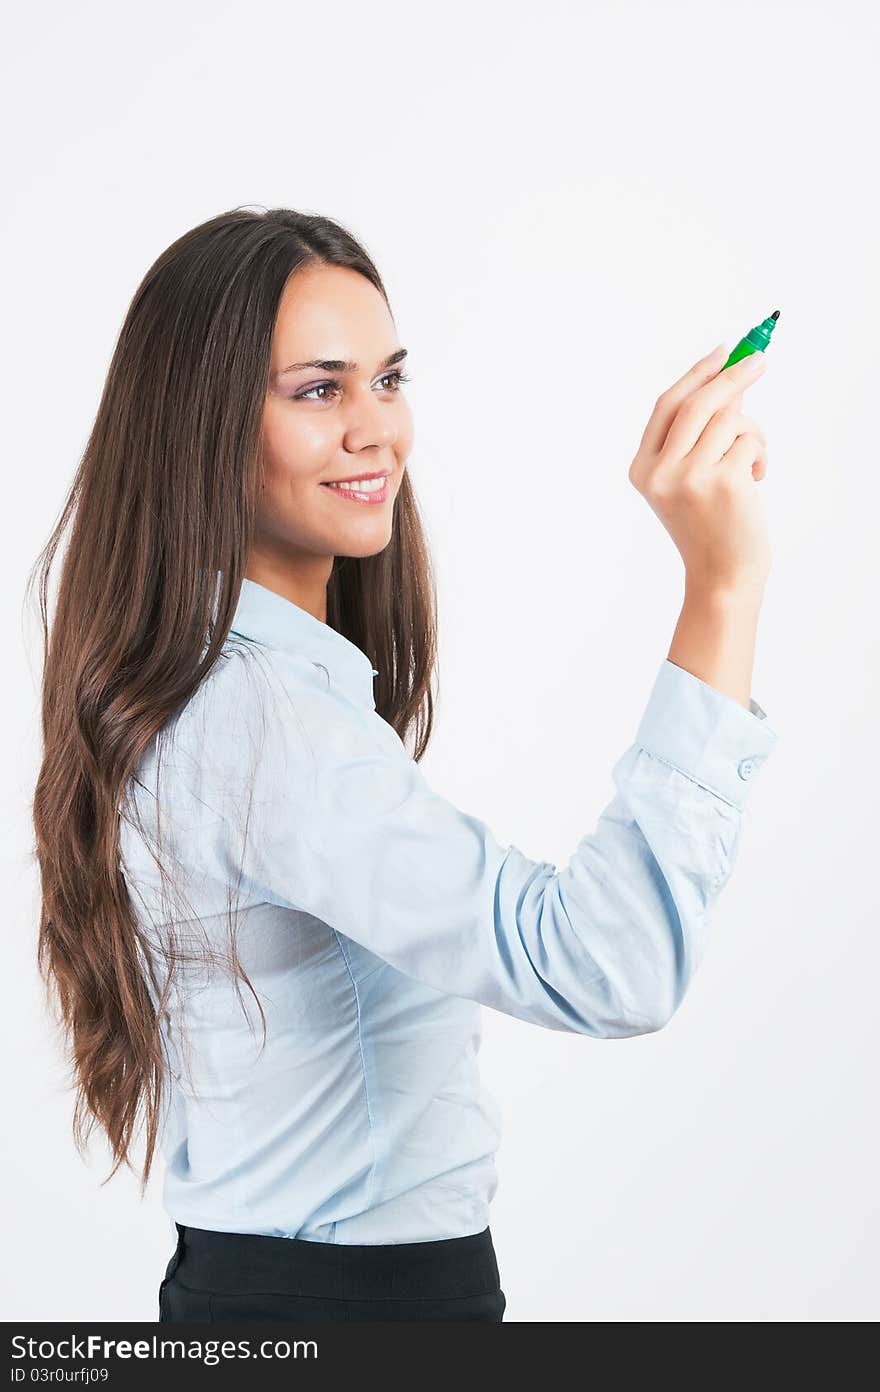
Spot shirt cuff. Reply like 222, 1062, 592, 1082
633, 659, 779, 811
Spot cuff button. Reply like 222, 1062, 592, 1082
738, 757, 756, 780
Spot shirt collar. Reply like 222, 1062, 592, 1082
227, 576, 379, 708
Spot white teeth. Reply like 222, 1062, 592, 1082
326, 476, 386, 493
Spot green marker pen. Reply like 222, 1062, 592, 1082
721, 310, 781, 369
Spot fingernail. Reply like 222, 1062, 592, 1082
750, 352, 766, 368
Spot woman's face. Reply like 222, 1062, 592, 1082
255, 263, 414, 580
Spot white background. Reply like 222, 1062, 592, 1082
4, 0, 878, 1322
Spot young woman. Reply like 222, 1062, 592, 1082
29, 206, 778, 1323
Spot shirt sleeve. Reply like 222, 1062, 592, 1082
188, 650, 779, 1040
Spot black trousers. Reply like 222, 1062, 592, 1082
158, 1221, 506, 1322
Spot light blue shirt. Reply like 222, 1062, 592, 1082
121, 576, 779, 1245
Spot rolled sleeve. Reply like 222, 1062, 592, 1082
633, 659, 779, 811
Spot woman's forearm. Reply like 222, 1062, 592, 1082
666, 584, 764, 711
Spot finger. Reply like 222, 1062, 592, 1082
636, 342, 730, 459
716, 399, 767, 445
724, 409, 767, 447
739, 411, 767, 446
660, 352, 766, 461
685, 403, 768, 473
752, 455, 768, 482
717, 430, 768, 480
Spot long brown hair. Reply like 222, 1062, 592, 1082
26, 206, 439, 1194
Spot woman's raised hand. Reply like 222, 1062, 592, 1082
628, 345, 772, 600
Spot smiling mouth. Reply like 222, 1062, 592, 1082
320, 477, 390, 504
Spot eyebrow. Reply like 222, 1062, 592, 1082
275, 347, 408, 378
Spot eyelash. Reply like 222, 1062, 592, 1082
293, 369, 412, 403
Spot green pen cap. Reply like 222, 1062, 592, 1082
722, 310, 780, 370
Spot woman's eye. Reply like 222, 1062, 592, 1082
380, 369, 412, 391
293, 369, 412, 403
295, 381, 341, 402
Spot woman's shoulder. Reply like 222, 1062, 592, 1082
129, 634, 406, 826
123, 642, 315, 849
173, 635, 392, 770
175, 636, 327, 738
